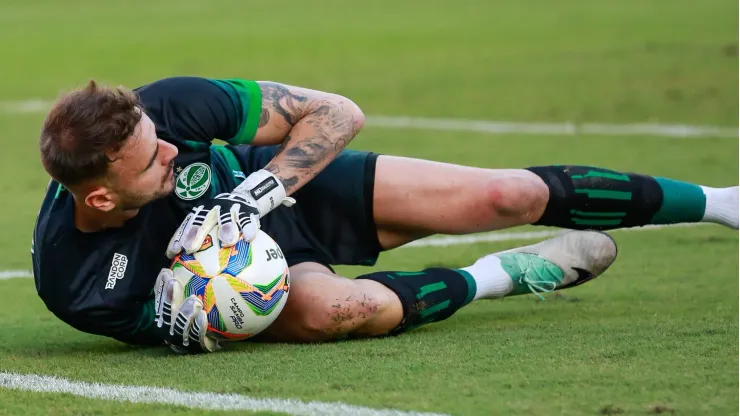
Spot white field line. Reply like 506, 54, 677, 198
0, 99, 51, 114
0, 372, 449, 416
367, 116, 738, 139
1, 223, 705, 281
403, 223, 704, 248
0, 270, 32, 280
1, 99, 736, 139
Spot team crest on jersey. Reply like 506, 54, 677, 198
175, 162, 211, 200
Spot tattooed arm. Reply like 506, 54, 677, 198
250, 82, 365, 195
168, 82, 364, 252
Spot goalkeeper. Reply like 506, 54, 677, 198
33, 77, 738, 353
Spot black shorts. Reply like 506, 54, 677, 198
227, 145, 382, 270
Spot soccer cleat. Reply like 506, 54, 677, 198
496, 230, 618, 299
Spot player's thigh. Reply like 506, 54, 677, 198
373, 155, 548, 249
256, 262, 400, 342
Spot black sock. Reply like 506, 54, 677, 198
527, 165, 706, 230
356, 268, 477, 334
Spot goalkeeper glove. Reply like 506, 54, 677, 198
166, 170, 295, 258
153, 268, 220, 354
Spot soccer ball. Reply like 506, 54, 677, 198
169, 226, 290, 341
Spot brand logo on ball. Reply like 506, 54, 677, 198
175, 163, 211, 200
229, 297, 245, 329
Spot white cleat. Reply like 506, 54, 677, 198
495, 230, 618, 298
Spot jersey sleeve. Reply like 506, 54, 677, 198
65, 299, 164, 347
134, 77, 263, 149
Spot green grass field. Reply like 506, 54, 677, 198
0, 0, 738, 415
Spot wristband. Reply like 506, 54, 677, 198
234, 170, 296, 217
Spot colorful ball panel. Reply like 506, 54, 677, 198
169, 226, 290, 341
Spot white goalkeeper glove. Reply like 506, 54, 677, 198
153, 268, 220, 354
166, 170, 295, 258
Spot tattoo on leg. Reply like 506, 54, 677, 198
331, 308, 355, 324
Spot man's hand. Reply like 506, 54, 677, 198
159, 169, 294, 353
153, 268, 220, 354
166, 192, 260, 257
166, 170, 295, 258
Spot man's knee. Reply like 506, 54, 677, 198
483, 169, 549, 223
266, 267, 397, 341
298, 279, 389, 337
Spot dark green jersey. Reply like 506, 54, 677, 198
32, 77, 382, 347
32, 77, 262, 346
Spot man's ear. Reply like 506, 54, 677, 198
84, 187, 116, 212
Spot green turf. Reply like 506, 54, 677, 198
2, 229, 738, 415
0, 0, 737, 415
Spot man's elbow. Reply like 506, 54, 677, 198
340, 95, 366, 135
320, 92, 365, 136
348, 98, 366, 134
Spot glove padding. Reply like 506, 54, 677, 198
153, 268, 220, 354
166, 170, 295, 259
166, 192, 261, 258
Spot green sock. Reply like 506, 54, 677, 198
356, 268, 477, 334
650, 177, 706, 224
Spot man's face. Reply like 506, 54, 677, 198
106, 112, 179, 210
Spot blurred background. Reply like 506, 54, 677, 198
2, 1, 738, 259
0, 1, 737, 414
1, 1, 737, 266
